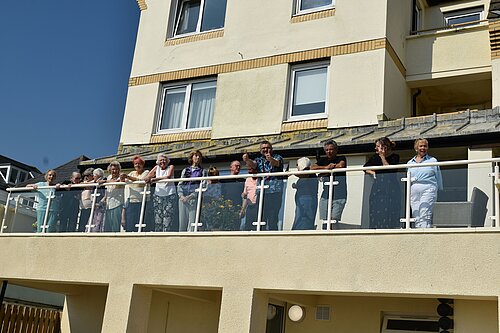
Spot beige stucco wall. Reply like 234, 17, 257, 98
386, 0, 411, 65
383, 50, 411, 120
455, 299, 499, 333
120, 83, 159, 145
1, 231, 499, 332
130, 0, 388, 77
211, 65, 288, 139
406, 26, 491, 82
330, 49, 386, 127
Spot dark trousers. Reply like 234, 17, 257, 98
59, 207, 79, 232
244, 204, 258, 231
262, 192, 283, 230
78, 208, 91, 232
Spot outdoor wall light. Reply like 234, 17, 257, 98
288, 304, 305, 322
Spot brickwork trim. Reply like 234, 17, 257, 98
136, 0, 147, 11
290, 9, 336, 23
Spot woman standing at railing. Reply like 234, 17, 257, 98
177, 150, 207, 231
145, 153, 177, 232
123, 155, 150, 232
408, 138, 443, 228
78, 168, 94, 232
363, 137, 401, 229
27, 169, 61, 233
104, 161, 126, 232
91, 168, 106, 232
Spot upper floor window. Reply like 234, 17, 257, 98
444, 6, 483, 27
174, 0, 227, 37
287, 62, 329, 121
295, 0, 334, 15
157, 79, 216, 132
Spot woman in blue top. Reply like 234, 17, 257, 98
27, 169, 61, 233
408, 138, 443, 228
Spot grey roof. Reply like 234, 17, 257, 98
0, 155, 42, 191
80, 108, 500, 169
16, 156, 90, 187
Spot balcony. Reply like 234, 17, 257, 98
2, 158, 499, 234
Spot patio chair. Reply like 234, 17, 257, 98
432, 187, 488, 227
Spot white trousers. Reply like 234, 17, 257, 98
410, 183, 438, 228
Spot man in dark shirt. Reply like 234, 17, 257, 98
221, 160, 245, 230
311, 140, 347, 227
59, 171, 82, 232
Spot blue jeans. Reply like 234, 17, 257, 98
292, 194, 317, 230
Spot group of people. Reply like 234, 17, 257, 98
28, 137, 442, 233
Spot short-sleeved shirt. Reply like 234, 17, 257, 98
254, 154, 284, 193
316, 156, 347, 200
243, 177, 258, 205
35, 181, 60, 212
127, 170, 149, 203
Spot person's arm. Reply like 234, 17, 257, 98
144, 166, 157, 183
242, 153, 257, 169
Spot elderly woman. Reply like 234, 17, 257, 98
104, 161, 126, 232
78, 168, 94, 232
123, 155, 150, 232
27, 169, 61, 233
91, 168, 106, 232
408, 138, 443, 228
145, 153, 177, 232
364, 137, 401, 229
292, 157, 318, 230
177, 150, 208, 231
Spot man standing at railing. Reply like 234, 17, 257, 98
311, 140, 347, 228
221, 160, 245, 230
243, 141, 284, 230
59, 171, 82, 232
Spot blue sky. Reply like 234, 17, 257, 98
0, 1, 140, 171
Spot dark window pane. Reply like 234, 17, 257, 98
9, 169, 19, 184
201, 0, 227, 31
300, 0, 332, 11
176, 0, 201, 35
447, 13, 481, 25
386, 319, 439, 332
292, 102, 325, 116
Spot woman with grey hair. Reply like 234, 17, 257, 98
90, 168, 106, 232
104, 161, 126, 232
78, 168, 94, 232
145, 153, 177, 232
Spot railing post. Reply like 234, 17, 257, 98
192, 181, 205, 232
136, 183, 149, 232
401, 170, 413, 229
494, 163, 499, 228
325, 173, 334, 231
86, 186, 99, 233
41, 191, 53, 234
254, 176, 268, 232
1, 191, 11, 233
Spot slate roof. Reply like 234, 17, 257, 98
16, 156, 90, 188
80, 108, 500, 170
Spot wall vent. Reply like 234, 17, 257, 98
315, 305, 331, 321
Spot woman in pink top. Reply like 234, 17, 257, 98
241, 167, 258, 231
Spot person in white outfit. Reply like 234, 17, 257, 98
408, 138, 443, 228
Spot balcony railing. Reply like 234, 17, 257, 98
1, 158, 499, 234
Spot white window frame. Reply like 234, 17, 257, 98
156, 78, 217, 134
173, 0, 226, 38
294, 0, 335, 16
411, 0, 422, 33
0, 166, 8, 183
444, 6, 483, 27
286, 62, 329, 122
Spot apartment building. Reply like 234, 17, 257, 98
1, 0, 500, 332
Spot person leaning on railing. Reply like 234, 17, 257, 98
363, 137, 401, 229
242, 140, 284, 231
122, 155, 151, 232
90, 168, 106, 232
407, 138, 443, 228
78, 168, 94, 232
103, 161, 126, 232
145, 153, 177, 232
292, 157, 318, 230
26, 169, 61, 233
177, 150, 207, 232
59, 171, 82, 232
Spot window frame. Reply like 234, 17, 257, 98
294, 0, 335, 16
443, 6, 483, 27
156, 78, 217, 134
286, 61, 330, 122
172, 0, 226, 38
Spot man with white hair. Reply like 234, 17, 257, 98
59, 171, 82, 232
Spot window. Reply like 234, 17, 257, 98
157, 79, 216, 132
444, 6, 483, 27
411, 0, 422, 32
382, 316, 439, 333
173, 0, 227, 37
295, 0, 334, 15
287, 62, 329, 120
0, 166, 8, 183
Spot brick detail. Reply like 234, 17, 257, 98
290, 9, 336, 23
489, 20, 500, 59
165, 30, 224, 46
136, 0, 147, 11
150, 130, 212, 144
281, 119, 328, 132
129, 38, 388, 86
